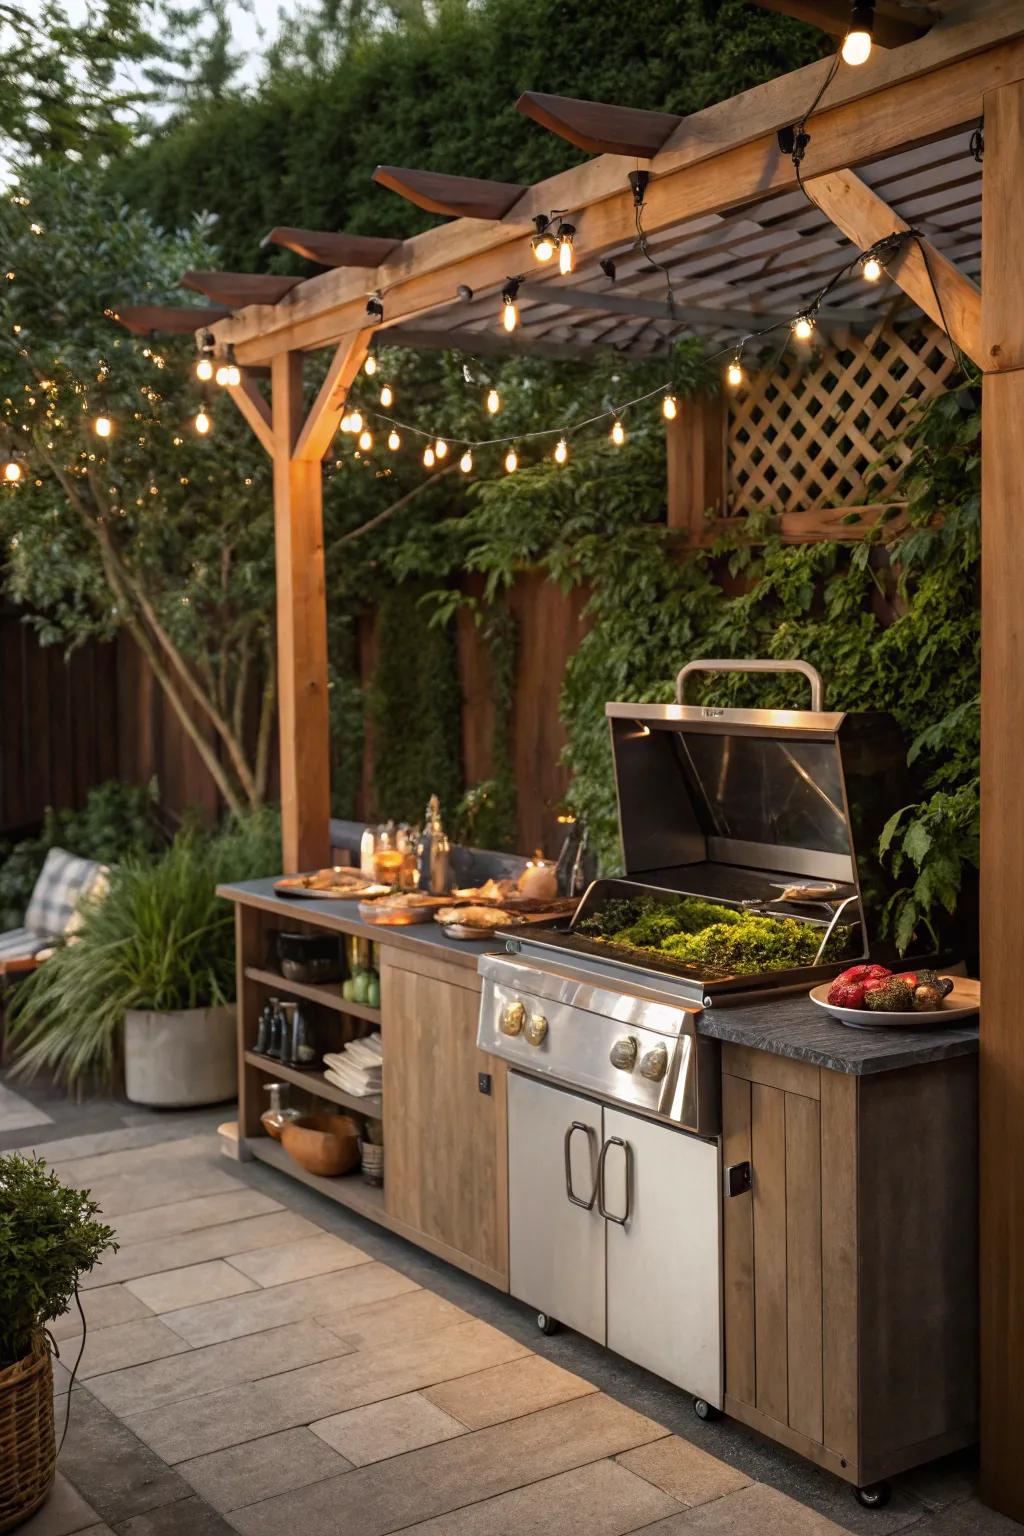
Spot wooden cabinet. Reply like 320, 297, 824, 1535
381, 951, 508, 1290
721, 1042, 978, 1490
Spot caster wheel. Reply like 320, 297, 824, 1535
693, 1398, 721, 1422
854, 1482, 891, 1510
536, 1312, 560, 1336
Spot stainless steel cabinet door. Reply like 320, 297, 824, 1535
603, 1109, 723, 1405
507, 1071, 606, 1344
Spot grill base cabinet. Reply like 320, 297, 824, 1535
720, 1043, 978, 1491
508, 1071, 723, 1408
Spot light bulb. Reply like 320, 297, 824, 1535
3, 459, 21, 482
502, 298, 518, 333
94, 415, 112, 438
341, 414, 352, 433
380, 383, 394, 408
349, 410, 363, 433
486, 387, 501, 415
387, 429, 401, 451
841, 27, 872, 66
423, 445, 436, 468
364, 354, 377, 375
726, 359, 744, 388
504, 447, 518, 474
662, 394, 678, 421
862, 254, 882, 282
532, 234, 555, 263
194, 410, 211, 436
610, 419, 625, 446
215, 364, 230, 387
195, 357, 214, 382
554, 437, 568, 465
792, 314, 814, 341
558, 233, 575, 276
225, 363, 241, 387
358, 428, 373, 451
459, 449, 473, 473
434, 439, 448, 459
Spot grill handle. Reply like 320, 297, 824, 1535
675, 658, 825, 711
564, 1122, 599, 1211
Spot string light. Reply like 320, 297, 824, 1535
195, 357, 214, 382
726, 357, 744, 388
225, 361, 241, 387
459, 449, 473, 473
434, 439, 448, 459
380, 383, 394, 408
215, 363, 230, 387
610, 418, 625, 446
387, 429, 401, 450
662, 394, 678, 421
531, 215, 556, 263
792, 314, 814, 341
554, 437, 569, 465
423, 444, 436, 468
3, 458, 21, 483
194, 410, 211, 436
93, 415, 113, 438
358, 428, 373, 450
486, 387, 501, 415
501, 276, 521, 333
861, 254, 883, 282
341, 413, 353, 432
841, 3, 874, 65
504, 446, 518, 473
349, 410, 363, 433
364, 354, 378, 376
557, 222, 576, 276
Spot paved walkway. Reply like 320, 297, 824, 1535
6, 1113, 1018, 1536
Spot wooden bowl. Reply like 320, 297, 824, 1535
281, 1112, 360, 1177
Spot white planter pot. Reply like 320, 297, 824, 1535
124, 1005, 237, 1108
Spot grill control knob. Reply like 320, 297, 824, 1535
610, 1036, 639, 1071
525, 1013, 548, 1047
500, 1001, 526, 1036
640, 1043, 669, 1082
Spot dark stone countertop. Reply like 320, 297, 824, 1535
696, 990, 979, 1075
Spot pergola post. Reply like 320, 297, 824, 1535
271, 351, 331, 873
979, 73, 1024, 1523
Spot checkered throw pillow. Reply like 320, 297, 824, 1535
0, 927, 51, 961
23, 847, 105, 938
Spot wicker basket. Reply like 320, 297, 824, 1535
0, 1335, 56, 1533
359, 1139, 384, 1186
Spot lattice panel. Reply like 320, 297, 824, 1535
726, 320, 957, 515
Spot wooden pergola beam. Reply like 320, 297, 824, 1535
182, 271, 303, 307
747, 0, 932, 47
294, 328, 375, 463
227, 371, 274, 457
804, 167, 983, 364
516, 279, 868, 330
113, 303, 229, 335
209, 13, 1024, 364
261, 227, 403, 269
372, 165, 528, 221
516, 91, 682, 159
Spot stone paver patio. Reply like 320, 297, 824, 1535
4, 1103, 1018, 1536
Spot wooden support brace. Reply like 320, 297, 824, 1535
666, 395, 725, 542
803, 168, 983, 367
227, 372, 274, 457
293, 329, 375, 463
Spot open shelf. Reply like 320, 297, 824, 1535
248, 1135, 385, 1223
244, 1049, 382, 1120
244, 965, 382, 1026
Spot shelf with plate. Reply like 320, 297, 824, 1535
243, 1049, 382, 1120
244, 965, 382, 1026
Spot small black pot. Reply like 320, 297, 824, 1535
278, 932, 344, 984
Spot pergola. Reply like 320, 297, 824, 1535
116, 0, 1023, 1515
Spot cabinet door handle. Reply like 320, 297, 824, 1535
597, 1136, 632, 1225
564, 1121, 598, 1210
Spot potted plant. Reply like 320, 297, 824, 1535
7, 812, 279, 1103
0, 1154, 115, 1531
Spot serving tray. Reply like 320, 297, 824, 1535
809, 978, 980, 1030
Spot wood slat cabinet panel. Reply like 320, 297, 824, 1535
752, 1082, 789, 1425
785, 1092, 823, 1444
722, 1074, 755, 1404
381, 957, 508, 1288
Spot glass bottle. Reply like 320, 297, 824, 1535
254, 1000, 273, 1055
290, 1003, 317, 1067
266, 998, 285, 1060
261, 1082, 301, 1139
416, 795, 450, 894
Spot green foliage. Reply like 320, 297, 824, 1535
0, 1153, 116, 1366
7, 810, 281, 1093
369, 585, 463, 823
0, 779, 165, 930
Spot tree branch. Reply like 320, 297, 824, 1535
336, 463, 460, 546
